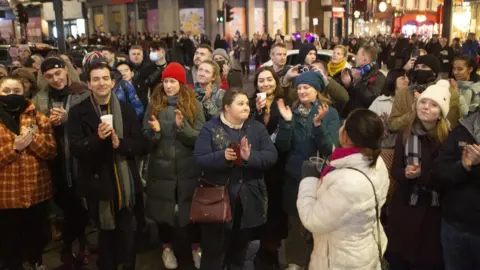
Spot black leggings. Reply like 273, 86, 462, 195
0, 201, 50, 270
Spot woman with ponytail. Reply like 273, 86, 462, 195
386, 80, 451, 270
297, 108, 390, 269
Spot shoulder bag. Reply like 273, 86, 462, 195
190, 175, 232, 224
346, 167, 389, 270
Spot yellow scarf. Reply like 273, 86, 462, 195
328, 60, 347, 77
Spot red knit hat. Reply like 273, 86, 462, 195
162, 62, 186, 85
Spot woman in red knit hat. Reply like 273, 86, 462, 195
143, 62, 206, 269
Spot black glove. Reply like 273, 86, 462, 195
301, 160, 319, 179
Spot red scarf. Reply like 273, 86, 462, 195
320, 147, 361, 178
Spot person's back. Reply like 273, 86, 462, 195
297, 109, 389, 270
303, 154, 389, 269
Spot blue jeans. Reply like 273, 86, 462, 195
441, 218, 480, 270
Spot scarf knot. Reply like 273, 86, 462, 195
327, 60, 347, 77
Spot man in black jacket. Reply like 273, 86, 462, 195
438, 37, 455, 79
340, 45, 386, 118
435, 108, 480, 270
68, 62, 145, 270
137, 41, 169, 90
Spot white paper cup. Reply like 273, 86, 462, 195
256, 92, 267, 101
309, 156, 325, 173
100, 114, 113, 128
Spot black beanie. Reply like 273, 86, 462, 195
297, 43, 317, 65
414, 55, 440, 75
41, 57, 66, 74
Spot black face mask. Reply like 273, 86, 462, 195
412, 69, 436, 85
0, 94, 28, 113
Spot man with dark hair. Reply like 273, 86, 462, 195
138, 40, 169, 89
340, 45, 386, 118
68, 62, 145, 270
187, 44, 213, 86
101, 46, 119, 68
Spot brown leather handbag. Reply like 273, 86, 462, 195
190, 178, 232, 223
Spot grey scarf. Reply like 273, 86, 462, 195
95, 94, 135, 230
405, 123, 439, 207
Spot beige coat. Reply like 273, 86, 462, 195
388, 87, 460, 132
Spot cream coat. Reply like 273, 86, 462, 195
297, 153, 390, 270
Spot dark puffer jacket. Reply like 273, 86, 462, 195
194, 116, 278, 229
143, 97, 205, 227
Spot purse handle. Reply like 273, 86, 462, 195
346, 167, 383, 265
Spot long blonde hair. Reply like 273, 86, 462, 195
150, 83, 198, 126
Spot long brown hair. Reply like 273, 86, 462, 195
150, 82, 198, 126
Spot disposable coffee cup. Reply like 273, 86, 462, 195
100, 114, 113, 128
309, 156, 325, 173
52, 101, 63, 108
256, 92, 267, 101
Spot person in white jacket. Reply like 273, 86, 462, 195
297, 108, 390, 270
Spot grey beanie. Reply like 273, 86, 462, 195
212, 48, 230, 62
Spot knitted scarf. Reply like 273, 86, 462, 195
327, 60, 347, 77
320, 147, 361, 178
91, 94, 135, 230
404, 122, 439, 207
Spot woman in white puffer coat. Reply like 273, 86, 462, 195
297, 108, 390, 270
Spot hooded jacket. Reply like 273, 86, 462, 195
297, 43, 317, 65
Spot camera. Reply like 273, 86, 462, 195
298, 65, 310, 74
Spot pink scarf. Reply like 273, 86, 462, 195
320, 147, 361, 178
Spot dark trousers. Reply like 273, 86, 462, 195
442, 218, 480, 270
96, 209, 136, 270
240, 62, 250, 76
0, 201, 50, 270
386, 254, 443, 270
54, 188, 88, 248
200, 200, 252, 270
157, 222, 196, 269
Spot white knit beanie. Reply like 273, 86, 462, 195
417, 79, 451, 118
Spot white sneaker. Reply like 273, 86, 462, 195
192, 247, 202, 269
286, 264, 304, 270
162, 248, 178, 269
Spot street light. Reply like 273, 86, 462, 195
354, 10, 361, 18
378, 1, 387, 12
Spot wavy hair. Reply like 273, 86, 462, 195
150, 83, 198, 126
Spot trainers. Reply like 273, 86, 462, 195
162, 248, 178, 269
285, 264, 303, 270
192, 247, 202, 269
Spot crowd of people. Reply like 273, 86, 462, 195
0, 29, 479, 270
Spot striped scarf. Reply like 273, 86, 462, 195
404, 124, 439, 207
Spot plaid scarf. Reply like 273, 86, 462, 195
404, 123, 439, 207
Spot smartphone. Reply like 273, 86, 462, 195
230, 141, 242, 166
411, 49, 420, 58
215, 60, 226, 74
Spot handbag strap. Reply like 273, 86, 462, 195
346, 167, 383, 264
